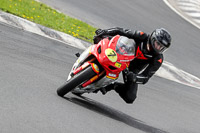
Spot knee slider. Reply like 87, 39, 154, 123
124, 95, 136, 104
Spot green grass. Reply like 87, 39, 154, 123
0, 0, 97, 42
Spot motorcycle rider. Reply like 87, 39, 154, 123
93, 27, 172, 104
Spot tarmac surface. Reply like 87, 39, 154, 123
0, 0, 200, 133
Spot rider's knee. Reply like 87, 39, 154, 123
123, 95, 137, 104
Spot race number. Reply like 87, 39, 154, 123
105, 48, 117, 62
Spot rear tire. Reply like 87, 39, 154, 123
57, 66, 96, 97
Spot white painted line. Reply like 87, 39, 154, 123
163, 0, 200, 30
193, 18, 200, 23
156, 61, 200, 89
179, 6, 198, 11
177, 3, 196, 7
178, 0, 200, 5
0, 11, 89, 49
185, 12, 200, 18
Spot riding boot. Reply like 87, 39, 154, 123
99, 83, 115, 95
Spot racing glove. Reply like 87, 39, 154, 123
93, 29, 106, 44
135, 74, 149, 84
123, 70, 149, 84
123, 71, 137, 84
95, 29, 106, 36
93, 35, 102, 44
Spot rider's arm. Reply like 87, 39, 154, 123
135, 54, 163, 84
95, 27, 148, 42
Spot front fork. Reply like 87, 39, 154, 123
72, 58, 105, 88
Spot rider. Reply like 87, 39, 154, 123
93, 27, 172, 104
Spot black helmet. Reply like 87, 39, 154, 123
148, 28, 171, 54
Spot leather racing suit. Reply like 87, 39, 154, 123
93, 27, 163, 103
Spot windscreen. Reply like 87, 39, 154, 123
115, 36, 135, 56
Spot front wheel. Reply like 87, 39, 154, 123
57, 66, 96, 97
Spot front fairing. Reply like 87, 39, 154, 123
67, 46, 91, 80
90, 35, 135, 79
68, 35, 136, 93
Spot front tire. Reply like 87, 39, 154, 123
57, 66, 96, 97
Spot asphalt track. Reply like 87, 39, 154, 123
1, 0, 200, 133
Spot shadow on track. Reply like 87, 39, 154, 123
64, 95, 168, 133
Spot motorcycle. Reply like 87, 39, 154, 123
57, 35, 136, 97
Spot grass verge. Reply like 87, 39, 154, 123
0, 0, 97, 42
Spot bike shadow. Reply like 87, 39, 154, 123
64, 94, 168, 133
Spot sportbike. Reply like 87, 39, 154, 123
57, 35, 136, 97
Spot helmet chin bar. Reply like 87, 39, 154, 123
147, 44, 151, 51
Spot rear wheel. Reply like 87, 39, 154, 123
57, 66, 96, 97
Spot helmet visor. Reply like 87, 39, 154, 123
151, 38, 167, 54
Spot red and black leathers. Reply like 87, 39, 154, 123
94, 27, 163, 103
94, 27, 163, 84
